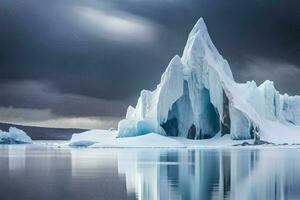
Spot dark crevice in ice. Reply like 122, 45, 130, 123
161, 102, 179, 137
187, 124, 196, 139
250, 123, 255, 139
161, 117, 179, 136
221, 90, 231, 136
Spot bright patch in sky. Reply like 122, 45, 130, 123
73, 6, 159, 44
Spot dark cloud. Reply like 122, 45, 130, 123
235, 57, 300, 95
0, 80, 129, 117
0, 0, 299, 127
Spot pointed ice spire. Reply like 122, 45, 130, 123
188, 17, 208, 38
181, 18, 233, 79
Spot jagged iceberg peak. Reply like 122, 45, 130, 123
118, 17, 300, 144
181, 18, 233, 80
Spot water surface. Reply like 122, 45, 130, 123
0, 142, 300, 200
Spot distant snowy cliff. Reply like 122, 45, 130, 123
118, 18, 300, 143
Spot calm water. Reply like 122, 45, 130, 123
0, 142, 300, 200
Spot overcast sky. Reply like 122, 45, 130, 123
0, 0, 299, 129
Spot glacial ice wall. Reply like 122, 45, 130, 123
118, 18, 300, 141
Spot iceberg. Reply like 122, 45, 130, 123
118, 18, 300, 144
0, 127, 32, 144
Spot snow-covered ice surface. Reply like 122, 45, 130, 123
68, 129, 300, 148
69, 129, 263, 148
174, 133, 254, 148
69, 129, 118, 147
70, 130, 185, 148
116, 17, 300, 145
91, 133, 186, 148
0, 127, 32, 144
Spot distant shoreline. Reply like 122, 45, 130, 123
0, 122, 88, 140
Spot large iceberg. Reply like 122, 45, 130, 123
118, 18, 300, 144
0, 127, 32, 144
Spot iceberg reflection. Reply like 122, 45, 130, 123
117, 148, 300, 200
8, 145, 27, 172
2, 144, 300, 200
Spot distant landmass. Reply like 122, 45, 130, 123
0, 122, 88, 140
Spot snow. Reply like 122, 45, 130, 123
116, 17, 300, 144
69, 129, 256, 148
69, 129, 118, 147
91, 133, 185, 148
0, 127, 32, 144
176, 133, 253, 148
69, 129, 184, 148
68, 128, 300, 148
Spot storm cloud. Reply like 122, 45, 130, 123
0, 0, 299, 128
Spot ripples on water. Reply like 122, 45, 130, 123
0, 142, 300, 200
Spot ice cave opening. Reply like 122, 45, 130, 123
161, 81, 222, 139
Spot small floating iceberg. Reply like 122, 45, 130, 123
0, 127, 32, 144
